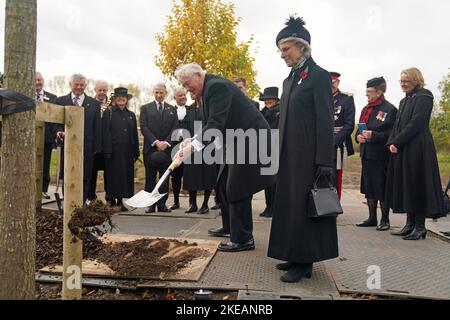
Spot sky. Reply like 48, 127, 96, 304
1, 0, 449, 114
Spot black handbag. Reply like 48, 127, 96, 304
308, 174, 343, 218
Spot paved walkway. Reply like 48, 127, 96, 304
41, 186, 450, 300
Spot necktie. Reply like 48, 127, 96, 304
158, 103, 163, 114
36, 93, 42, 102
73, 96, 80, 106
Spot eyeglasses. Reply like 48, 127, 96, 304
277, 46, 292, 54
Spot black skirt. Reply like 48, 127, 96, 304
361, 159, 388, 201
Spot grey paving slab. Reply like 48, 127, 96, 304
326, 225, 450, 300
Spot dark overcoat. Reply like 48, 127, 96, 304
385, 88, 445, 217
42, 91, 58, 146
102, 106, 139, 199
182, 104, 217, 191
54, 93, 102, 184
268, 58, 339, 264
140, 101, 178, 162
200, 74, 275, 202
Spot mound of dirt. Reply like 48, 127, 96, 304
89, 238, 208, 278
68, 200, 115, 240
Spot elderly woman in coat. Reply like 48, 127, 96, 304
386, 68, 445, 240
268, 16, 339, 283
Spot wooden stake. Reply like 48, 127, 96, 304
62, 105, 84, 300
35, 121, 44, 209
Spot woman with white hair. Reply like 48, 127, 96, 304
268, 16, 339, 283
386, 68, 445, 240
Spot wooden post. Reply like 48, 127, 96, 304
62, 105, 84, 300
35, 121, 44, 209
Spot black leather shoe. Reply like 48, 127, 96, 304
119, 205, 129, 212
208, 227, 230, 238
145, 206, 155, 214
276, 262, 293, 271
218, 238, 255, 252
198, 205, 210, 215
403, 228, 427, 240
281, 264, 313, 283
158, 206, 172, 213
42, 192, 51, 200
170, 203, 180, 210
391, 224, 415, 236
185, 206, 198, 214
376, 222, 390, 231
356, 219, 378, 227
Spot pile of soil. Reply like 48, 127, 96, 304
89, 238, 209, 279
37, 204, 209, 279
36, 210, 108, 269
69, 200, 115, 240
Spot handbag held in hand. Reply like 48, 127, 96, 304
308, 174, 343, 218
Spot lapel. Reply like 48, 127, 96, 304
201, 75, 214, 122
279, 76, 295, 151
82, 95, 91, 110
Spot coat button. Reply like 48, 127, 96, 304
124, 129, 127, 132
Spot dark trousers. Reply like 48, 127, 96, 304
87, 154, 107, 200
42, 144, 53, 193
264, 183, 277, 215
171, 163, 183, 203
217, 165, 253, 244
58, 147, 89, 203
145, 158, 169, 207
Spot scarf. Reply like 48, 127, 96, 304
359, 95, 385, 124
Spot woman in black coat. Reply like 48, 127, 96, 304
268, 16, 339, 283
386, 68, 445, 240
182, 100, 217, 214
356, 77, 397, 231
102, 87, 140, 211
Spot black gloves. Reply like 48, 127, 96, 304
316, 166, 333, 179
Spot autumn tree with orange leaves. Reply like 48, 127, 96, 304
155, 0, 260, 97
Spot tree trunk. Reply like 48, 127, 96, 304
0, 0, 37, 300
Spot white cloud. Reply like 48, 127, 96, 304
0, 0, 449, 113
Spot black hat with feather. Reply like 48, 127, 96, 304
276, 15, 311, 46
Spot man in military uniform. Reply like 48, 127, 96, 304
330, 72, 355, 200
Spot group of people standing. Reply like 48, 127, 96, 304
30, 14, 446, 285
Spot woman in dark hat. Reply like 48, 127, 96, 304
259, 87, 281, 218
268, 16, 339, 283
102, 87, 140, 211
386, 68, 445, 240
356, 77, 397, 230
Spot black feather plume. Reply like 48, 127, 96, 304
285, 15, 306, 28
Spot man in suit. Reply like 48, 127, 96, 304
330, 72, 355, 200
169, 87, 189, 210
54, 74, 102, 203
175, 63, 276, 252
35, 72, 58, 199
140, 82, 178, 213
233, 77, 260, 110
87, 80, 110, 202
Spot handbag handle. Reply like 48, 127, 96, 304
312, 173, 335, 192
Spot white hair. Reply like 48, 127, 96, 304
153, 82, 167, 92
174, 87, 187, 95
70, 73, 87, 83
95, 79, 108, 88
175, 63, 206, 81
278, 37, 312, 58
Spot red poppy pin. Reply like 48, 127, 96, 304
298, 66, 309, 85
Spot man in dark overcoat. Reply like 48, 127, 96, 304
140, 82, 178, 213
175, 63, 276, 252
54, 74, 102, 203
